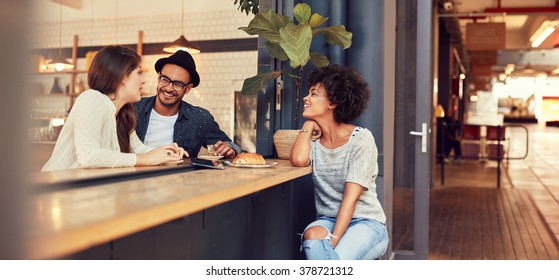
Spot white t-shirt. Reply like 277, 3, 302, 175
41, 90, 152, 172
143, 109, 178, 147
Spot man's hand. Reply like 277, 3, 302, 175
214, 141, 237, 159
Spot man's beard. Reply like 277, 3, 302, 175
157, 89, 181, 108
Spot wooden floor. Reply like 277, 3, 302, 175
427, 123, 559, 260
429, 186, 559, 259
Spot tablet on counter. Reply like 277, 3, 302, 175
191, 157, 225, 170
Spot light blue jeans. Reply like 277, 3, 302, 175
301, 217, 389, 260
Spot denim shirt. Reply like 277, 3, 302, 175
134, 96, 240, 157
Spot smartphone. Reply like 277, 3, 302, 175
191, 158, 224, 170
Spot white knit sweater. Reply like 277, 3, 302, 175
41, 90, 152, 172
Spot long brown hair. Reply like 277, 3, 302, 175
87, 45, 140, 153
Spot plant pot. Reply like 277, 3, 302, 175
273, 129, 299, 160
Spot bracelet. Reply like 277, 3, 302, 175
299, 129, 310, 133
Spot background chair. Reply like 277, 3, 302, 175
486, 125, 509, 161
461, 124, 481, 159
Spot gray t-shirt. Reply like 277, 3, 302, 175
310, 127, 386, 223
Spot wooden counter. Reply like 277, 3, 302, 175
30, 160, 196, 189
26, 160, 312, 259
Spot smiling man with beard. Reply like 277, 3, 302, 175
134, 50, 240, 159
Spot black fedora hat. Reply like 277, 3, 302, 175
154, 50, 200, 87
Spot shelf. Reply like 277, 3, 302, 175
30, 70, 88, 75
31, 32, 143, 113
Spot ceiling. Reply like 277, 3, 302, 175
451, 0, 558, 49
39, 0, 559, 77
438, 0, 559, 78
43, 1, 558, 50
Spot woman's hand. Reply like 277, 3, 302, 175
135, 143, 188, 166
331, 235, 340, 248
331, 183, 365, 248
300, 120, 321, 141
170, 142, 188, 159
162, 142, 189, 159
290, 120, 321, 167
309, 121, 322, 141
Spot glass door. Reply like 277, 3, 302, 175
392, 0, 432, 259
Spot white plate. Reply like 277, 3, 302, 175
198, 155, 224, 161
223, 160, 278, 168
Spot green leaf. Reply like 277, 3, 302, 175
241, 71, 283, 96
265, 41, 289, 61
293, 3, 312, 23
314, 25, 353, 49
234, 0, 259, 15
239, 9, 291, 43
310, 52, 329, 67
309, 13, 328, 28
279, 22, 312, 69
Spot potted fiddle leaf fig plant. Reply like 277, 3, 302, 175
239, 3, 352, 159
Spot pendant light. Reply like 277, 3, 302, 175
163, 0, 200, 54
47, 1, 74, 71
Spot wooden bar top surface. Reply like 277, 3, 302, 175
30, 160, 190, 186
26, 160, 311, 259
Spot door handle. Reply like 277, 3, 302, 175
409, 123, 427, 153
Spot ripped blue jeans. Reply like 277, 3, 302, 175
301, 216, 388, 260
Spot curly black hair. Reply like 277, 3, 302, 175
307, 65, 370, 123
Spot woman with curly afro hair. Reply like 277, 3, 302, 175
290, 65, 388, 260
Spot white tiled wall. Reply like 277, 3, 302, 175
31, 10, 256, 47
30, 9, 258, 138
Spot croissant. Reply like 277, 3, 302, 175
232, 152, 266, 165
